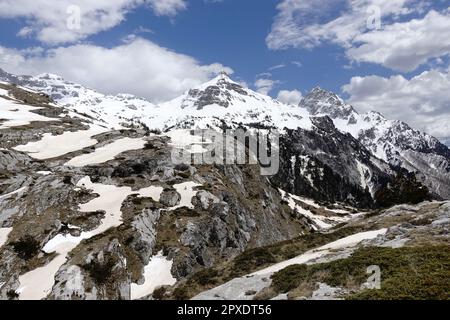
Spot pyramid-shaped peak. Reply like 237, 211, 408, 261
311, 86, 328, 93
300, 86, 357, 119
306, 86, 341, 100
202, 71, 238, 87
192, 71, 244, 94
36, 73, 65, 81
218, 70, 231, 79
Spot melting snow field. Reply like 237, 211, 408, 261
65, 137, 147, 167
0, 227, 12, 248
0, 96, 56, 129
252, 229, 388, 276
16, 176, 163, 300
13, 126, 107, 160
130, 251, 176, 300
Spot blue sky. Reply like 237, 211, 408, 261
0, 0, 410, 93
0, 0, 449, 143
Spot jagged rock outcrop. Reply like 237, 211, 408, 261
272, 116, 391, 207
300, 87, 356, 119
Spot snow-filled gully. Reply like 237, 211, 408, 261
279, 189, 353, 230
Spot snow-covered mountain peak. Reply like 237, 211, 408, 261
177, 73, 254, 110
197, 71, 237, 87
158, 74, 314, 131
35, 73, 65, 82
300, 86, 356, 119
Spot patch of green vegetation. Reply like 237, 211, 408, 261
169, 267, 222, 300
153, 211, 183, 254
198, 182, 214, 192
177, 171, 191, 179
230, 248, 277, 275
11, 236, 41, 261
174, 164, 190, 172
172, 207, 201, 218
270, 245, 450, 300
82, 258, 116, 286
152, 287, 167, 300
124, 178, 135, 185
144, 142, 156, 150
375, 172, 430, 208
173, 286, 190, 300
271, 264, 309, 293
190, 268, 220, 286
6, 290, 19, 300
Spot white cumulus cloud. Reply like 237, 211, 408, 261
267, 0, 450, 72
0, 0, 187, 45
348, 10, 450, 72
277, 89, 303, 105
254, 78, 279, 95
0, 38, 231, 103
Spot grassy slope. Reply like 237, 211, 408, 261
270, 245, 450, 300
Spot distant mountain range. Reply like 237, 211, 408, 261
1, 68, 448, 202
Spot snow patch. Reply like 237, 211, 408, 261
0, 97, 57, 129
0, 227, 13, 248
171, 181, 202, 210
130, 251, 176, 300
0, 88, 9, 96
36, 171, 53, 176
65, 137, 147, 167
14, 126, 107, 160
279, 189, 336, 230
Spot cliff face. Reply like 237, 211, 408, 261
272, 116, 392, 208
